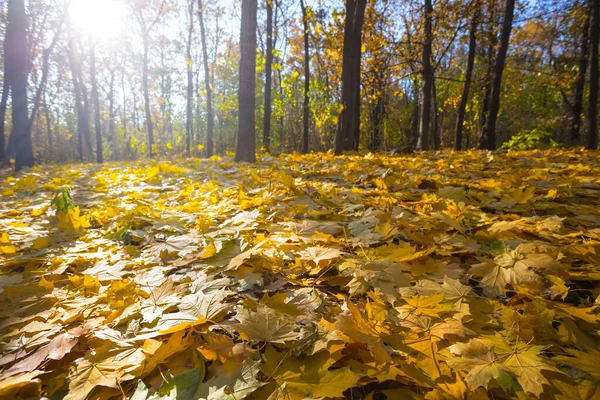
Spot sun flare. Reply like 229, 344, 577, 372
68, 0, 126, 42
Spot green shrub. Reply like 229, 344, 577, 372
500, 128, 559, 151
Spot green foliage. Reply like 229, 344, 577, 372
500, 128, 559, 151
51, 187, 76, 214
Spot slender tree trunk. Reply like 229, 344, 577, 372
483, 0, 515, 150
455, 0, 480, 150
572, 5, 591, 143
186, 0, 194, 154
479, 0, 497, 148
43, 90, 52, 145
334, 0, 367, 154
142, 35, 154, 156
68, 37, 89, 161
6, 0, 32, 170
300, 0, 310, 154
411, 75, 420, 146
122, 72, 128, 137
0, 79, 9, 164
263, 0, 273, 152
90, 42, 103, 163
198, 0, 214, 157
370, 76, 386, 151
588, 0, 599, 149
235, 0, 258, 162
432, 74, 440, 149
108, 69, 116, 150
417, 0, 434, 151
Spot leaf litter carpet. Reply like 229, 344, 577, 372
0, 150, 599, 399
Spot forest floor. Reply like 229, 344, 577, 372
0, 149, 599, 400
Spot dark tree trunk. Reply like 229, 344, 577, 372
6, 0, 32, 170
300, 0, 310, 154
479, 0, 497, 148
588, 0, 599, 149
483, 0, 515, 150
186, 0, 194, 154
334, 0, 367, 154
571, 5, 591, 143
198, 0, 214, 157
417, 0, 434, 151
90, 43, 103, 163
455, 0, 480, 150
263, 0, 273, 152
142, 36, 154, 156
235, 0, 258, 162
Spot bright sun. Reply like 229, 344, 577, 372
69, 0, 127, 42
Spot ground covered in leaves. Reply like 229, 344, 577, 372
1, 149, 600, 400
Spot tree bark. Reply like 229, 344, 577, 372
334, 0, 367, 154
235, 0, 258, 162
263, 0, 273, 152
411, 75, 420, 146
588, 0, 599, 149
300, 0, 310, 154
68, 36, 92, 161
198, 0, 214, 157
90, 42, 103, 163
43, 90, 52, 146
432, 74, 440, 149
455, 0, 480, 150
571, 5, 591, 143
186, 0, 194, 154
417, 0, 434, 151
142, 35, 154, 156
6, 0, 33, 170
0, 78, 9, 164
108, 68, 116, 151
479, 0, 497, 148
483, 0, 515, 150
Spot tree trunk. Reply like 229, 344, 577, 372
235, 0, 258, 162
334, 0, 367, 154
483, 0, 515, 150
572, 5, 591, 143
588, 0, 599, 149
6, 0, 32, 170
263, 0, 273, 152
43, 90, 52, 146
186, 0, 194, 154
432, 74, 440, 149
479, 0, 497, 148
417, 0, 434, 151
142, 35, 154, 156
108, 69, 116, 151
198, 0, 214, 157
455, 0, 480, 150
300, 0, 310, 154
90, 42, 103, 163
68, 37, 90, 161
370, 78, 385, 151
411, 75, 420, 146
0, 79, 9, 164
